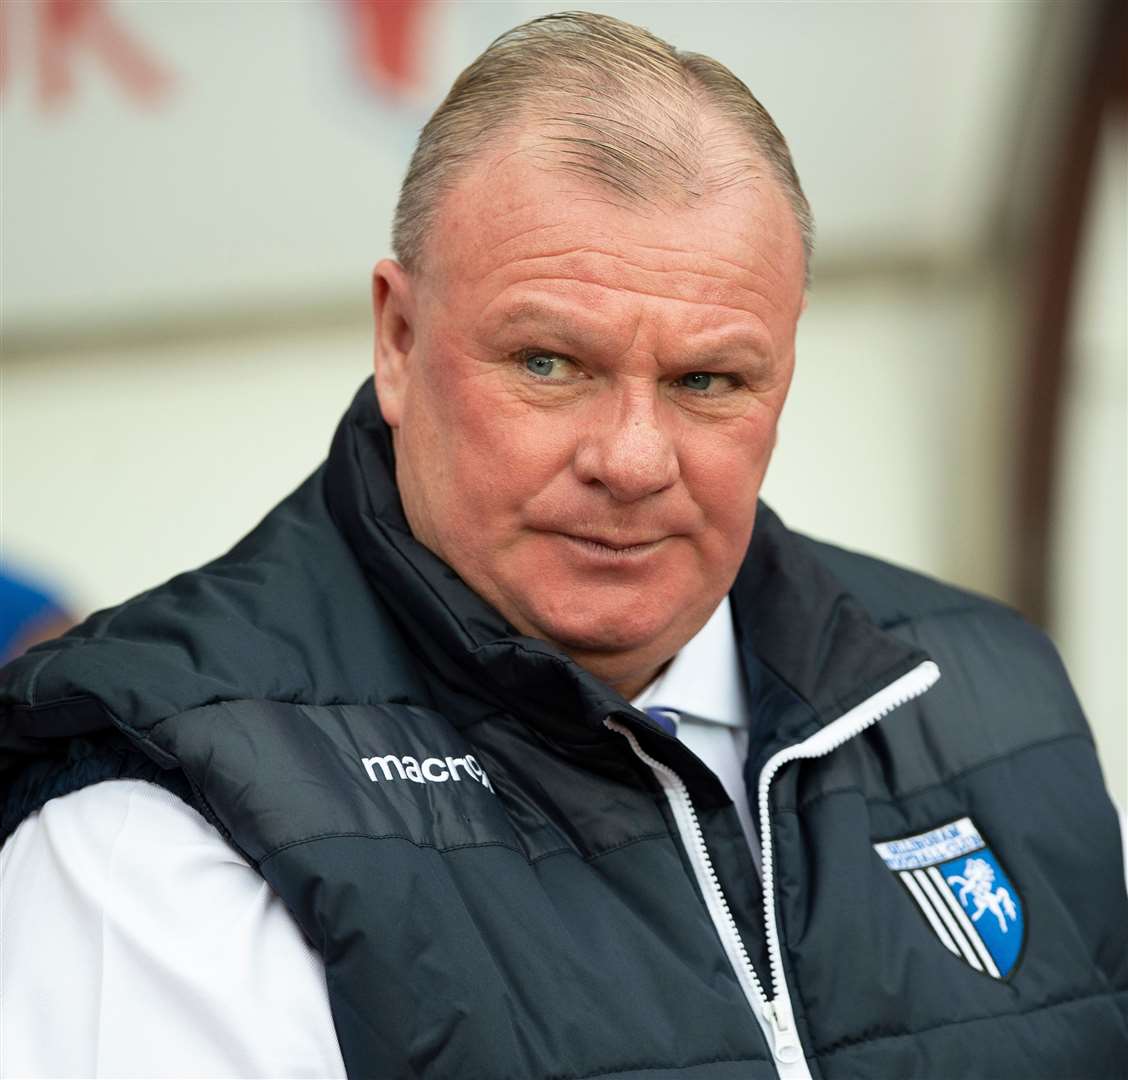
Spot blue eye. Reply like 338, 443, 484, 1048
680, 372, 715, 392
525, 354, 559, 377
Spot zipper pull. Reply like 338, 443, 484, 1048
763, 998, 803, 1065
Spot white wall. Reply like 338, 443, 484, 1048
3, 329, 372, 615
763, 269, 1014, 602
1050, 115, 1128, 806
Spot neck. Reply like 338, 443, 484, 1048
571, 652, 672, 703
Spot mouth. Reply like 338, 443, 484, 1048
557, 533, 667, 558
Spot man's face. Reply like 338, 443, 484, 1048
374, 144, 806, 695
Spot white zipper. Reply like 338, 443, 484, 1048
606, 659, 940, 1080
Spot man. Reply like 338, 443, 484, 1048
1, 12, 1125, 1079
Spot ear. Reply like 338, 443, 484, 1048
372, 259, 416, 429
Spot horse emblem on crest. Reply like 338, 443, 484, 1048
947, 856, 1018, 934
873, 817, 1025, 979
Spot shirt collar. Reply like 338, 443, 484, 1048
631, 595, 747, 728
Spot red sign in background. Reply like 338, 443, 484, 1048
0, 0, 432, 108
1, 0, 171, 107
345, 0, 429, 95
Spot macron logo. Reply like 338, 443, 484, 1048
361, 753, 494, 793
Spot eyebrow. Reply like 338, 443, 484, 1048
492, 301, 590, 347
489, 299, 774, 370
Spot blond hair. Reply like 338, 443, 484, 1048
392, 11, 814, 282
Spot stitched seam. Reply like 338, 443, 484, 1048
21, 648, 64, 704
816, 986, 1128, 1058
22, 576, 172, 701
142, 697, 540, 739
545, 1053, 767, 1080
258, 832, 529, 868
144, 697, 424, 736
579, 831, 672, 863
878, 603, 1026, 633
775, 731, 1095, 815
257, 829, 671, 871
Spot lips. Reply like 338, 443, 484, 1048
553, 532, 670, 562
561, 533, 664, 551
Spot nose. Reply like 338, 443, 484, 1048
572, 384, 680, 502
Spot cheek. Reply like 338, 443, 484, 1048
402, 357, 571, 538
681, 420, 777, 547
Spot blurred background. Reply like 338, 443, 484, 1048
2, 0, 1125, 802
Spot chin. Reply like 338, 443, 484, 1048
522, 593, 676, 657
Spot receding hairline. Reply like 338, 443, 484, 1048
391, 11, 814, 284
417, 113, 806, 287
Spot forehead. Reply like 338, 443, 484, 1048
422, 145, 806, 343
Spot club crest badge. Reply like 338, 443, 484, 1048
874, 817, 1024, 979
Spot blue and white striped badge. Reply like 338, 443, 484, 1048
874, 817, 1024, 979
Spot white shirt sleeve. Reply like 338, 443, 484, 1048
0, 778, 347, 1079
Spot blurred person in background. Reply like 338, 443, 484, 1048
0, 568, 74, 663
1, 12, 1125, 1080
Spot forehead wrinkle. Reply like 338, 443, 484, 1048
471, 203, 798, 284
577, 236, 792, 291
436, 146, 804, 330
492, 258, 783, 305
474, 243, 627, 291
477, 251, 790, 315
473, 227, 788, 293
451, 147, 794, 280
